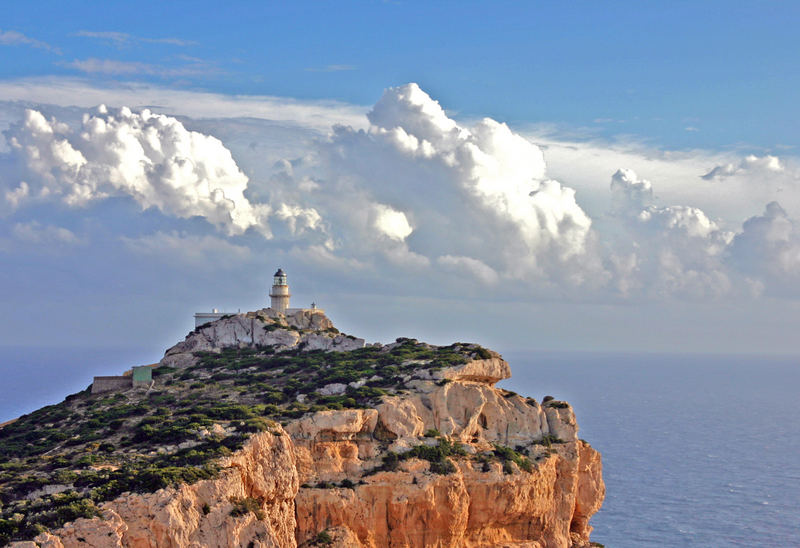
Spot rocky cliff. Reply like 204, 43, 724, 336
2, 310, 604, 548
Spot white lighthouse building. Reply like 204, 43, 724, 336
267, 268, 321, 315
269, 268, 291, 313
194, 268, 319, 327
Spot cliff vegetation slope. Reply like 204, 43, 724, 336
0, 309, 604, 548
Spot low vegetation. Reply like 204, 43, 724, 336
229, 496, 266, 521
311, 529, 333, 546
377, 437, 468, 476
492, 444, 534, 473
0, 336, 491, 544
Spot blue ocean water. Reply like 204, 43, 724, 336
1, 347, 798, 546
500, 351, 800, 547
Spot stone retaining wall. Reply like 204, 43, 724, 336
91, 376, 132, 394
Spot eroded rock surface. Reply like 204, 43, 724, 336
161, 309, 365, 368
27, 318, 603, 548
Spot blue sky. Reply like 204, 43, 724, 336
2, 1, 800, 374
4, 1, 799, 149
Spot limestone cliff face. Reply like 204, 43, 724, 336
29, 432, 298, 548
286, 366, 604, 548
20, 325, 604, 548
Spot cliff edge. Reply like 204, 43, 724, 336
1, 310, 604, 548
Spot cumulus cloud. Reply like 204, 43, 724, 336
522, 133, 800, 225
729, 202, 800, 293
701, 154, 784, 180
311, 83, 596, 284
274, 204, 323, 236
4, 181, 29, 209
5, 82, 800, 302
610, 168, 653, 214
121, 231, 250, 267
6, 106, 273, 236
372, 204, 412, 242
608, 168, 734, 298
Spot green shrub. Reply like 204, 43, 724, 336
240, 417, 274, 433
53, 470, 79, 484
382, 451, 400, 471
430, 459, 457, 474
379, 438, 466, 475
533, 434, 563, 447
492, 444, 533, 473
313, 529, 333, 545
98, 442, 115, 453
0, 334, 498, 543
474, 346, 492, 359
48, 456, 70, 470
229, 496, 265, 520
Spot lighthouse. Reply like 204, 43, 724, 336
194, 268, 320, 327
269, 268, 291, 313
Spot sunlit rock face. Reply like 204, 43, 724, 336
20, 315, 603, 548
161, 309, 365, 368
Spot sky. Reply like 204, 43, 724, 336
2, 1, 800, 371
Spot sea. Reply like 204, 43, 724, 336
1, 347, 798, 547
500, 351, 800, 547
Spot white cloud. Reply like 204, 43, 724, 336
522, 133, 800, 225
7, 106, 272, 237
314, 83, 595, 283
12, 221, 83, 246
607, 168, 734, 298
637, 205, 724, 239
437, 255, 499, 285
0, 30, 60, 54
730, 202, 800, 293
0, 77, 367, 132
4, 181, 29, 209
290, 244, 368, 273
5, 82, 800, 303
274, 203, 323, 236
64, 58, 212, 77
372, 204, 412, 241
121, 231, 250, 267
74, 31, 196, 47
610, 168, 653, 214
702, 154, 784, 180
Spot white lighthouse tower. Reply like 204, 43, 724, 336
269, 268, 291, 313
193, 267, 321, 326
